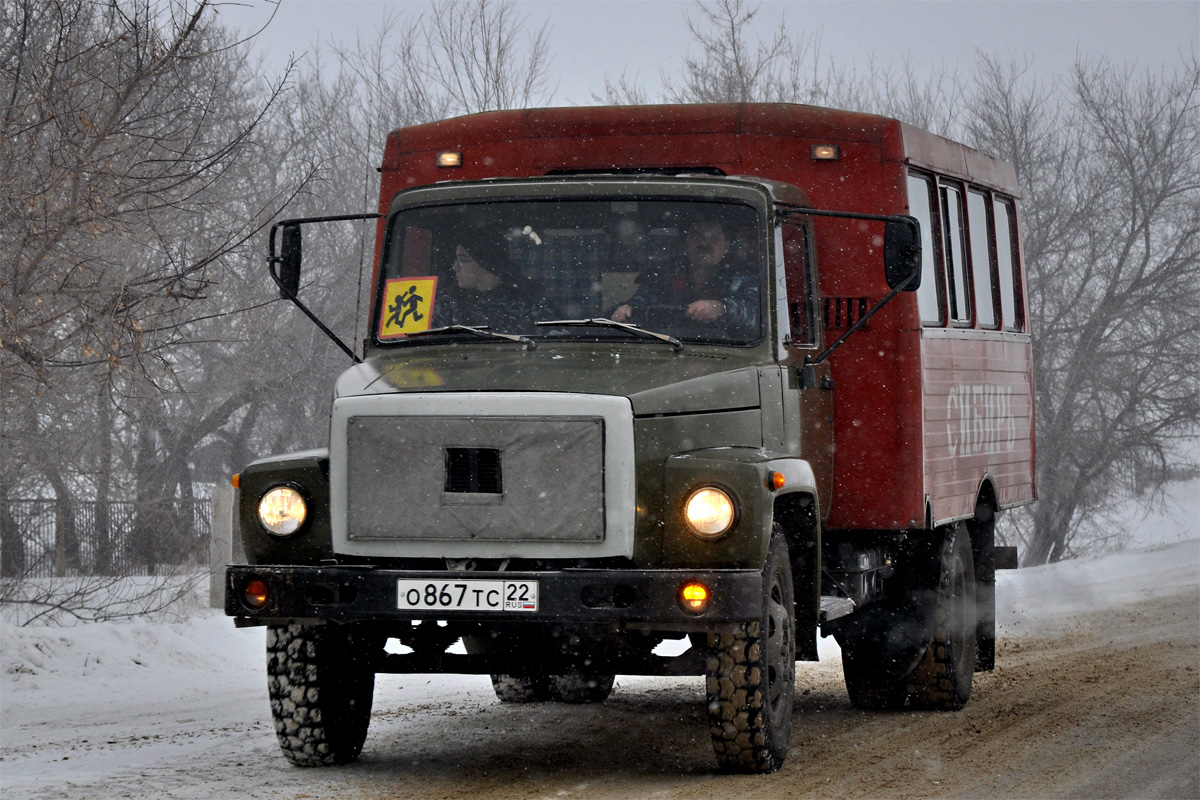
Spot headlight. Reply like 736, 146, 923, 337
684, 487, 736, 539
258, 485, 307, 536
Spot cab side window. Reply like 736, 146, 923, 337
782, 221, 815, 346
907, 172, 943, 325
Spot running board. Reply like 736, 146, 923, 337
819, 595, 856, 623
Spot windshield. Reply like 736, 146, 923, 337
375, 197, 766, 346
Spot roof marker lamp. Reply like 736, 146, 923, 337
437, 151, 463, 168
258, 485, 307, 536
684, 487, 736, 539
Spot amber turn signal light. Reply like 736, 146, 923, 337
243, 578, 269, 609
679, 582, 710, 614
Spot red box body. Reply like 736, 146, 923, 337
373, 104, 1036, 531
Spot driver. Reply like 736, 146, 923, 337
610, 216, 757, 332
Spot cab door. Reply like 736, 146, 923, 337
776, 219, 834, 518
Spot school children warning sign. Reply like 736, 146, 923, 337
378, 277, 438, 340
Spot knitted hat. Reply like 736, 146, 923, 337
454, 227, 518, 281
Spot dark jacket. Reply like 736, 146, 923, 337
623, 260, 759, 337
432, 279, 553, 333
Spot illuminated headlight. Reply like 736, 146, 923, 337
684, 487, 736, 539
258, 485, 307, 536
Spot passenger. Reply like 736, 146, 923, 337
610, 216, 757, 334
433, 231, 551, 332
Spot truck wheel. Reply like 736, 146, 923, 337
490, 674, 551, 703
266, 623, 378, 767
909, 525, 977, 710
706, 532, 795, 773
836, 524, 977, 712
549, 673, 615, 703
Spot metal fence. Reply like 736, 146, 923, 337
0, 499, 212, 578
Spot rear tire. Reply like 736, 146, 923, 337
835, 524, 977, 712
549, 673, 615, 703
490, 674, 552, 703
910, 525, 977, 710
706, 531, 795, 773
266, 623, 378, 766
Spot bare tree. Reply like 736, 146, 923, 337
424, 0, 553, 113
596, 72, 655, 106
1, 0, 567, 622
0, 0, 310, 622
596, 0, 963, 137
668, 0, 797, 103
988, 58, 1200, 563
598, 0, 820, 106
2, 562, 203, 625
1, 0, 280, 394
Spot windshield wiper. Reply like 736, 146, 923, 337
405, 325, 536, 350
535, 318, 683, 352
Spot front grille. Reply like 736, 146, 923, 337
444, 447, 502, 494
346, 415, 605, 543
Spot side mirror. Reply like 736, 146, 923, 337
884, 215, 922, 291
277, 224, 302, 298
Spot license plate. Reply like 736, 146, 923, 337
396, 579, 539, 612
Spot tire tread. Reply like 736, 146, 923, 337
266, 623, 375, 767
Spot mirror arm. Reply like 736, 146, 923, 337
267, 214, 381, 364
777, 205, 904, 225
283, 291, 362, 363
804, 269, 917, 366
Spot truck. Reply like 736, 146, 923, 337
225, 103, 1035, 773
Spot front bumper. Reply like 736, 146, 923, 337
226, 564, 764, 626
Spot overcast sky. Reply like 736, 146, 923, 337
218, 0, 1199, 103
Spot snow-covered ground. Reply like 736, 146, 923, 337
2, 478, 1196, 798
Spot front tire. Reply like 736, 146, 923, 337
266, 623, 378, 766
706, 531, 795, 773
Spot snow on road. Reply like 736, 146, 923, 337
2, 485, 1196, 799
